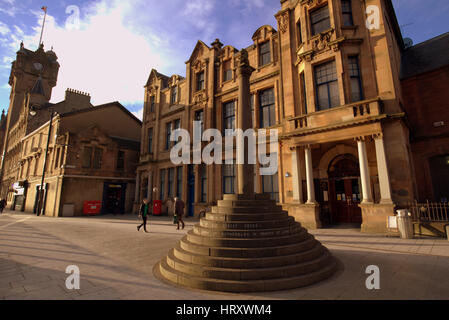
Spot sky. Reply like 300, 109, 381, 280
0, 0, 447, 120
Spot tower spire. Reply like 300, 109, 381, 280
39, 6, 48, 46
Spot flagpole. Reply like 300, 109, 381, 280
39, 7, 47, 45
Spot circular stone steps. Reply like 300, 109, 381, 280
156, 194, 337, 292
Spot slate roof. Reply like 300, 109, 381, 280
401, 32, 449, 80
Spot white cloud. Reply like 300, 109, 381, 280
4, 0, 168, 108
0, 21, 10, 35
132, 108, 143, 121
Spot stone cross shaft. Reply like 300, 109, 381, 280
236, 49, 255, 197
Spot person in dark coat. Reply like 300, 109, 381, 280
137, 198, 150, 233
0, 199, 6, 214
174, 197, 185, 230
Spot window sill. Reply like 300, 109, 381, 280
257, 61, 274, 72
341, 25, 358, 31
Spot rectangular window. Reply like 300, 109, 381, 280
223, 101, 235, 136
311, 5, 331, 35
195, 110, 204, 135
349, 56, 363, 102
176, 166, 183, 198
200, 165, 207, 202
148, 128, 153, 154
150, 96, 155, 113
165, 122, 172, 150
82, 147, 92, 168
222, 164, 235, 194
54, 148, 60, 169
93, 147, 102, 169
174, 119, 181, 130
116, 150, 125, 171
259, 41, 271, 66
196, 71, 205, 91
300, 72, 308, 114
160, 169, 166, 200
223, 59, 232, 82
259, 88, 276, 128
315, 60, 340, 110
168, 167, 174, 198
297, 20, 303, 45
341, 0, 354, 26
170, 86, 177, 104
261, 161, 279, 202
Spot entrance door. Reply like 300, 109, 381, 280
330, 178, 362, 223
187, 165, 195, 217
328, 155, 362, 225
102, 183, 127, 214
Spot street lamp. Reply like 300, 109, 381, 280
29, 105, 56, 216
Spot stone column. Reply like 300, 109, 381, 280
135, 171, 140, 203
236, 49, 255, 196
373, 134, 393, 204
291, 147, 303, 203
356, 137, 373, 203
304, 146, 316, 204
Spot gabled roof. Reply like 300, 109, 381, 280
185, 40, 210, 64
401, 32, 449, 80
61, 101, 142, 126
145, 68, 169, 88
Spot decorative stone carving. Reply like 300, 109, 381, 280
312, 29, 335, 53
278, 11, 289, 34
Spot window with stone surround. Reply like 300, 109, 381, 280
259, 41, 271, 66
160, 169, 166, 200
200, 164, 207, 203
349, 56, 363, 102
196, 71, 205, 91
297, 20, 303, 46
261, 160, 279, 202
223, 59, 232, 82
311, 5, 331, 36
341, 0, 354, 26
148, 127, 153, 154
195, 110, 204, 136
93, 147, 103, 169
150, 96, 155, 113
223, 101, 235, 136
259, 88, 276, 128
223, 164, 235, 194
314, 60, 340, 110
116, 150, 125, 171
82, 147, 92, 168
170, 86, 178, 104
168, 167, 174, 198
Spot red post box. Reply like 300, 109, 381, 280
83, 201, 102, 215
153, 200, 162, 216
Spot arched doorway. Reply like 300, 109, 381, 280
328, 154, 362, 225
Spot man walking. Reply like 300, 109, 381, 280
0, 199, 6, 214
137, 198, 150, 233
174, 197, 185, 230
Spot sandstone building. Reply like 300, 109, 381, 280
0, 43, 141, 216
136, 0, 448, 233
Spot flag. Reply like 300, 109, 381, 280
41, 6, 47, 13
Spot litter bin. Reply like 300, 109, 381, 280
396, 209, 414, 239
153, 200, 162, 216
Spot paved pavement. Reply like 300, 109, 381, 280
0, 209, 448, 300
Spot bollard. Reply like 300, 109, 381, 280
396, 209, 414, 239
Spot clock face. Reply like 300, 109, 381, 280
33, 63, 43, 71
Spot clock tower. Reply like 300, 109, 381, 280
0, 42, 60, 197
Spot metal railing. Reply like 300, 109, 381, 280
407, 200, 449, 222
